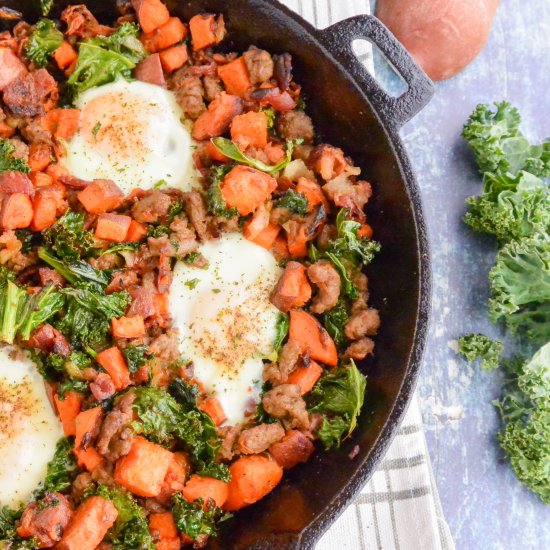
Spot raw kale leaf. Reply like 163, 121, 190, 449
495, 342, 550, 504
0, 139, 31, 174
68, 23, 147, 97
462, 102, 550, 177
307, 361, 366, 449
43, 210, 96, 261
94, 485, 154, 550
172, 494, 231, 541
36, 437, 78, 497
275, 190, 309, 215
25, 18, 63, 67
122, 345, 148, 374
457, 333, 504, 371
488, 231, 550, 344
211, 137, 302, 175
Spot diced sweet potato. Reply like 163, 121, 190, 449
217, 57, 252, 97
57, 496, 118, 550
132, 0, 170, 34
95, 346, 131, 390
270, 261, 312, 312
221, 166, 277, 216
141, 17, 187, 53
95, 213, 132, 241
114, 436, 174, 497
54, 391, 83, 437
230, 111, 268, 149
77, 179, 124, 214
224, 455, 283, 511
189, 14, 225, 51
182, 475, 229, 508
192, 92, 243, 141
289, 309, 337, 366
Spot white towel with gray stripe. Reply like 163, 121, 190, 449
279, 1, 455, 549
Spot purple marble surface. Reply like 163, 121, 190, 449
378, 0, 550, 548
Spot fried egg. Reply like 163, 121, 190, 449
170, 233, 283, 425
0, 346, 63, 508
62, 79, 198, 194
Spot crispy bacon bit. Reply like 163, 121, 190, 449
61, 5, 112, 38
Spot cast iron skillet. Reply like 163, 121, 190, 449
1, 1, 433, 547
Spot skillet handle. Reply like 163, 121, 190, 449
317, 15, 434, 130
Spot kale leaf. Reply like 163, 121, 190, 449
0, 506, 20, 539
172, 494, 231, 541
168, 378, 200, 411
462, 102, 550, 178
93, 485, 154, 550
307, 361, 366, 449
275, 190, 309, 215
0, 138, 31, 174
495, 342, 550, 504
210, 137, 302, 174
131, 387, 230, 481
457, 333, 504, 371
328, 209, 381, 269
43, 210, 96, 261
36, 437, 78, 497
273, 313, 289, 352
122, 345, 148, 374
18, 284, 65, 341
0, 273, 63, 344
488, 231, 550, 344
40, 0, 53, 16
68, 23, 147, 97
322, 298, 350, 349
56, 287, 130, 350
25, 18, 63, 67
38, 247, 111, 289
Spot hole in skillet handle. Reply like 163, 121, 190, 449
351, 38, 408, 98
318, 15, 434, 131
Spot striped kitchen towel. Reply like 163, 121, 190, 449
279, 1, 455, 549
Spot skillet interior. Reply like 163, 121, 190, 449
1, 1, 431, 547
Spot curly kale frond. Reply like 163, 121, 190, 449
457, 333, 504, 371
0, 139, 31, 174
25, 18, 63, 67
462, 102, 550, 177
43, 210, 96, 261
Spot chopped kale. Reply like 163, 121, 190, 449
457, 333, 504, 371
43, 211, 96, 261
25, 18, 63, 67
172, 494, 231, 541
0, 138, 31, 174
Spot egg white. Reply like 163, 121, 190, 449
0, 346, 63, 509
61, 79, 199, 194
170, 233, 283, 425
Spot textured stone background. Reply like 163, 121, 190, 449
376, 1, 550, 548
